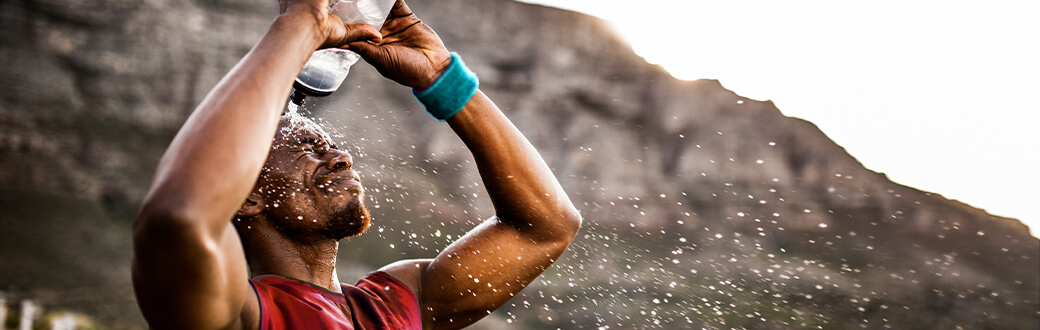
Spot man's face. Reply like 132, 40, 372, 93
251, 115, 371, 240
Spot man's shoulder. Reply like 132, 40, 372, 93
375, 258, 430, 298
348, 271, 423, 327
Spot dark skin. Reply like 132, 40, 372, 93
131, 0, 582, 329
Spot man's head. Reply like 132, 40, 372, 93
233, 115, 370, 241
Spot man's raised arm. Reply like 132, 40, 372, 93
428, 90, 583, 327
131, 2, 378, 328
349, 1, 581, 328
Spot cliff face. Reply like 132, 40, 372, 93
1, 0, 1036, 328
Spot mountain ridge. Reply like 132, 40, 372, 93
0, 0, 1035, 328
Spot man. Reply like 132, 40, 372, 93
130, 0, 582, 329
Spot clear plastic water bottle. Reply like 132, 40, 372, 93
293, 0, 396, 97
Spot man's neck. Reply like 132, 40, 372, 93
239, 220, 343, 292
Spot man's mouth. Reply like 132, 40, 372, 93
329, 176, 361, 186
318, 171, 362, 191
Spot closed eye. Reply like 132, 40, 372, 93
299, 137, 318, 145
297, 137, 335, 154
294, 137, 320, 156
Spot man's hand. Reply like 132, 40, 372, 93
278, 0, 382, 50
347, 0, 452, 89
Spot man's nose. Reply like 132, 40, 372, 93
327, 150, 352, 171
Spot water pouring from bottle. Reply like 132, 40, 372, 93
291, 0, 396, 104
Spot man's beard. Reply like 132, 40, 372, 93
322, 197, 371, 240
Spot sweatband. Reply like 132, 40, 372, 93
412, 53, 479, 121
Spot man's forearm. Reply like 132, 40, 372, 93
405, 90, 581, 328
138, 14, 323, 231
446, 91, 582, 241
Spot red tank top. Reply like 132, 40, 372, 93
250, 272, 422, 330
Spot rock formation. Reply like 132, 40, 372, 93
1, 0, 1036, 328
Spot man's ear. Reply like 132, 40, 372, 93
236, 195, 264, 218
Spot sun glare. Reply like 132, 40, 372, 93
519, 0, 1039, 237
610, 22, 725, 82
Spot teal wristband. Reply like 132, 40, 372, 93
412, 53, 479, 121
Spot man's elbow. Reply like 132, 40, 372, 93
542, 192, 582, 242
534, 203, 581, 246
133, 196, 211, 248
559, 205, 582, 240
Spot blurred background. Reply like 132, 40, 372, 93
0, 0, 1036, 328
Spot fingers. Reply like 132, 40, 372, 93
389, 0, 413, 19
342, 0, 451, 89
382, 0, 420, 35
345, 23, 382, 44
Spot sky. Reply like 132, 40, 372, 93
516, 0, 1039, 237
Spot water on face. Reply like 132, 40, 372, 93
286, 100, 299, 116
279, 99, 329, 146
283, 100, 306, 133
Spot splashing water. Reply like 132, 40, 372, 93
286, 100, 299, 116
281, 94, 318, 137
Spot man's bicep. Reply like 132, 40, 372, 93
132, 219, 255, 329
418, 217, 569, 328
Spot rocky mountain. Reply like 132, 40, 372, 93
1, 0, 1036, 328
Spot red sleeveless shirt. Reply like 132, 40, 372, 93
250, 272, 422, 330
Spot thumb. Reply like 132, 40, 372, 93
329, 23, 381, 48
346, 39, 382, 61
